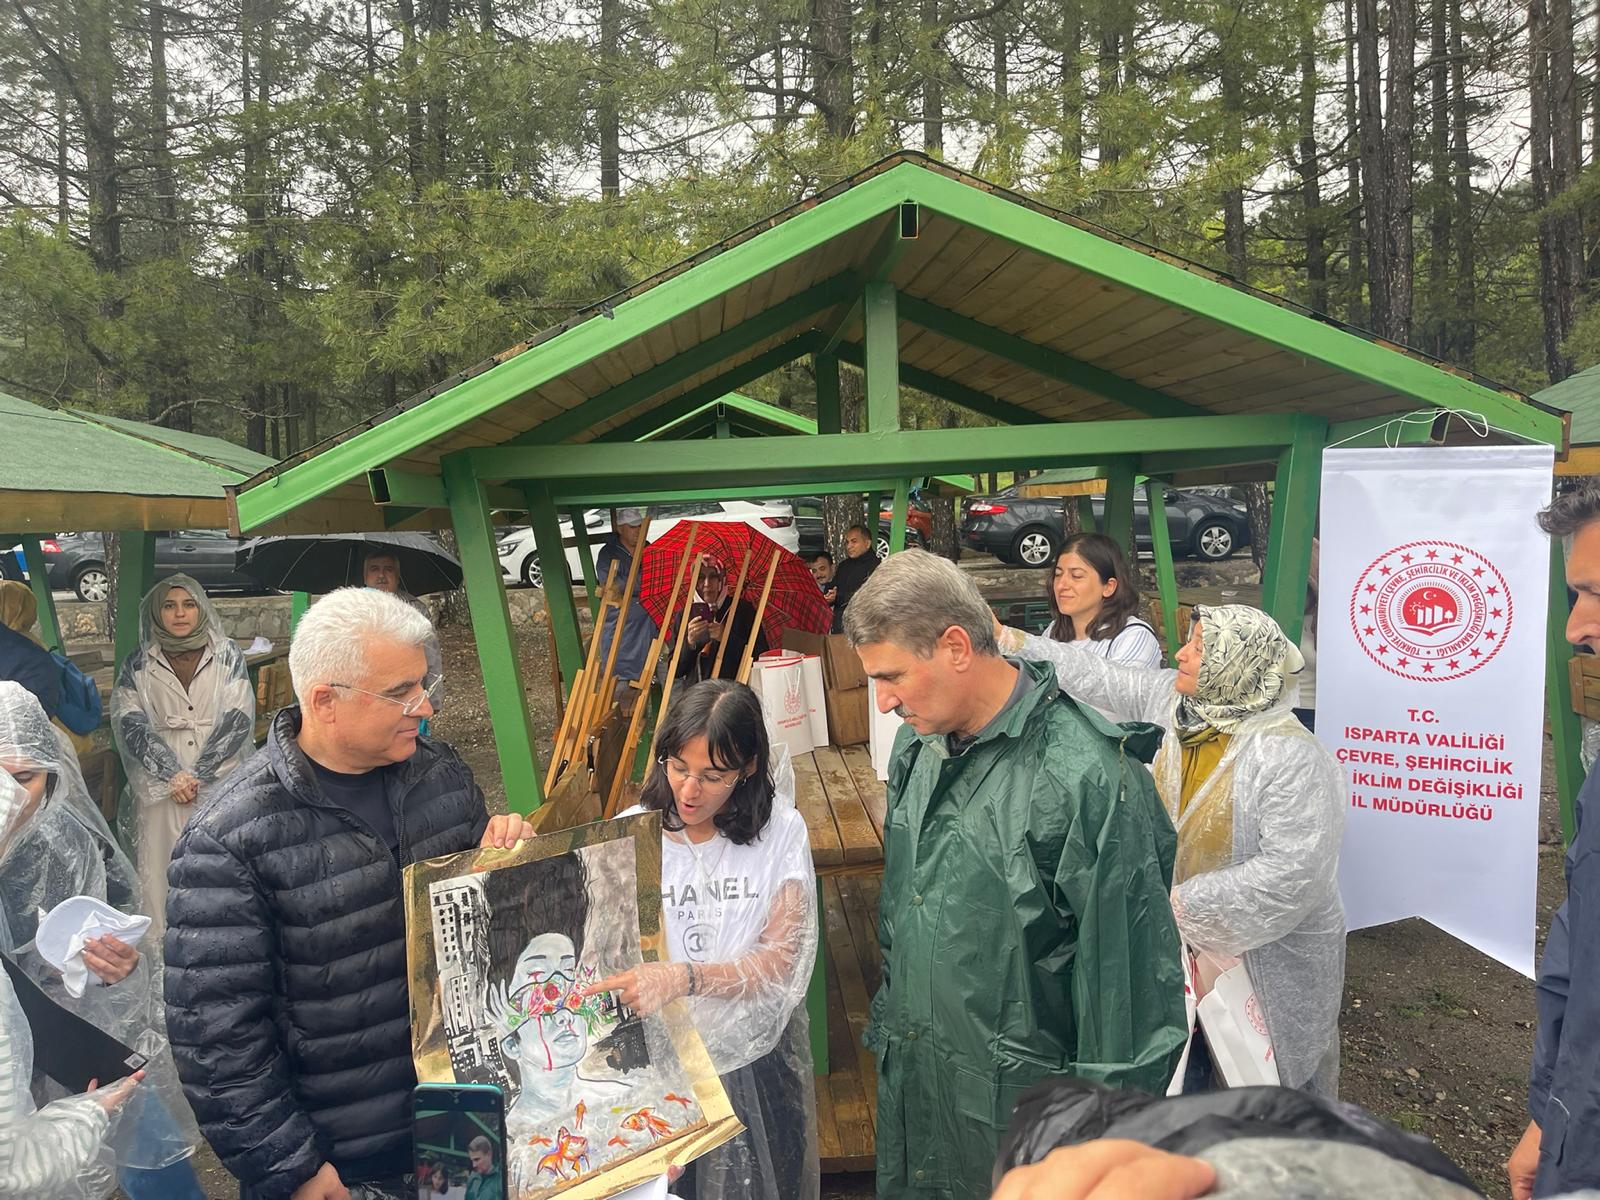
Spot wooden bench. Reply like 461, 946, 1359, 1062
792, 743, 887, 1172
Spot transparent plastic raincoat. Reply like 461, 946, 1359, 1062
110, 575, 255, 932
1004, 614, 1347, 1095
0, 682, 202, 1173
620, 749, 820, 1200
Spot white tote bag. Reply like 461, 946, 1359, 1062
750, 654, 815, 757
1195, 960, 1280, 1087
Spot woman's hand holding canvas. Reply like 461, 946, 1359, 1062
587, 963, 690, 1018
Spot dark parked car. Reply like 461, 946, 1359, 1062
43, 530, 265, 602
792, 496, 928, 560
960, 486, 1251, 567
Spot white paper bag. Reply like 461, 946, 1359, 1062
763, 650, 828, 747
867, 677, 905, 781
1195, 961, 1279, 1087
751, 655, 815, 757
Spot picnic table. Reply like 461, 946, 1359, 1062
793, 743, 886, 1172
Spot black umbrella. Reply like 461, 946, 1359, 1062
234, 533, 463, 595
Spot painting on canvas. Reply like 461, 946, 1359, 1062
406, 813, 738, 1200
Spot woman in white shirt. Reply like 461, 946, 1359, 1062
595, 680, 819, 1200
1045, 533, 1164, 668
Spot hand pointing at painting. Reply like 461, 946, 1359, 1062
587, 962, 692, 1016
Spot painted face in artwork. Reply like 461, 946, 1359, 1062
506, 932, 607, 1072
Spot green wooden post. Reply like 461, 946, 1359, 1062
525, 483, 584, 694
568, 506, 600, 619
112, 532, 156, 676
18, 535, 62, 651
1144, 478, 1181, 660
862, 282, 900, 433
889, 478, 911, 552
442, 456, 546, 813
1076, 494, 1098, 534
1101, 463, 1137, 559
1547, 538, 1582, 844
808, 878, 830, 1074
814, 352, 842, 435
1259, 418, 1326, 644
290, 591, 310, 634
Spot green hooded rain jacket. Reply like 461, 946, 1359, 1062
868, 657, 1186, 1198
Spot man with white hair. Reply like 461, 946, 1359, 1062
846, 550, 1186, 1200
164, 588, 532, 1200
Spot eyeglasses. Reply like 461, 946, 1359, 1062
329, 673, 443, 717
658, 755, 742, 793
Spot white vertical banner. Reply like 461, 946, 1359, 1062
1317, 445, 1553, 977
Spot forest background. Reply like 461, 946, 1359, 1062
1, 0, 1595, 510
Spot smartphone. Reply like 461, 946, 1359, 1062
413, 1082, 508, 1199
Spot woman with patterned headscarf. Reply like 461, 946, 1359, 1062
110, 575, 255, 933
995, 604, 1346, 1097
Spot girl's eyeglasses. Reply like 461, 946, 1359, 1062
658, 755, 741, 793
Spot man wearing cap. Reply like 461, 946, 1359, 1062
594, 509, 658, 698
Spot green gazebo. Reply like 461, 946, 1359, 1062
225, 154, 1575, 821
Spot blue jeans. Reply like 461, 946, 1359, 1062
115, 1087, 205, 1200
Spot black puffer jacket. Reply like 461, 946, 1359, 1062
164, 708, 489, 1200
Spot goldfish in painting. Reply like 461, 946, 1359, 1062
664, 1093, 693, 1108
607, 1136, 628, 1148
574, 1100, 587, 1129
620, 1108, 672, 1142
528, 1136, 552, 1147
535, 1127, 590, 1180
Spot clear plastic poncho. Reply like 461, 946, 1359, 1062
0, 681, 201, 1171
109, 575, 255, 936
621, 750, 820, 1200
0, 758, 117, 1198
1005, 623, 1347, 1096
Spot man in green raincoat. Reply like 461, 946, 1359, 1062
845, 550, 1187, 1199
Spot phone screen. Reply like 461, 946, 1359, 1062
413, 1083, 508, 1199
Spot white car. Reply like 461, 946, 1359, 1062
496, 500, 799, 588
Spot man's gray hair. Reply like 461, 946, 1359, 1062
468, 1135, 495, 1159
843, 548, 999, 657
1539, 484, 1600, 539
288, 587, 433, 703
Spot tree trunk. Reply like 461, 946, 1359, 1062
1427, 0, 1450, 357
1245, 483, 1271, 576
811, 0, 855, 139
1097, 15, 1122, 166
1344, 0, 1365, 326
1299, 20, 1328, 313
149, 0, 193, 430
1220, 36, 1247, 282
1060, 3, 1083, 172
1531, 0, 1577, 380
1449, 0, 1475, 361
1382, 0, 1416, 343
822, 371, 866, 554
922, 0, 943, 154
930, 497, 958, 561
1357, 0, 1388, 335
599, 0, 621, 197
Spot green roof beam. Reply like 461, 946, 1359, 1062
903, 165, 1562, 444
368, 466, 523, 511
596, 334, 822, 444
469, 412, 1315, 489
549, 477, 919, 506
513, 275, 854, 446
863, 282, 900, 432
896, 295, 1204, 419
832, 341, 1045, 427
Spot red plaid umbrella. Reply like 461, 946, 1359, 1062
638, 522, 832, 647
